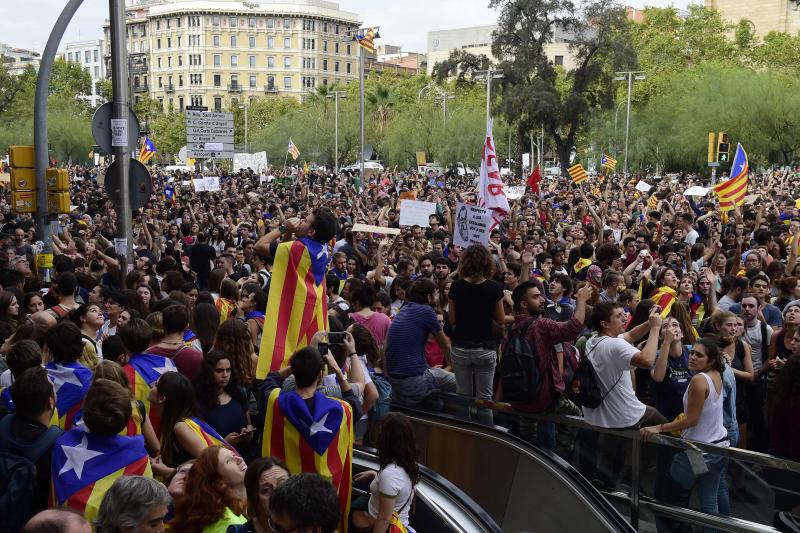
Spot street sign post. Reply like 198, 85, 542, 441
186, 110, 234, 159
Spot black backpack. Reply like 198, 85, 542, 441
500, 318, 542, 403
0, 414, 63, 532
568, 337, 620, 409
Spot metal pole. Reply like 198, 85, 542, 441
34, 0, 85, 282
624, 72, 632, 177
485, 75, 491, 126
110, 0, 132, 266
334, 92, 339, 172
359, 44, 365, 180
244, 104, 248, 153
540, 123, 544, 167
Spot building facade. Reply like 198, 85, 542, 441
105, 0, 360, 113
426, 24, 579, 76
61, 40, 107, 107
706, 0, 800, 36
0, 43, 41, 75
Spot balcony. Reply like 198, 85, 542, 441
133, 84, 149, 93
264, 84, 278, 93
228, 83, 242, 93
164, 84, 175, 93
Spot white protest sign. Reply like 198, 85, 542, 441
110, 119, 128, 147
234, 151, 269, 171
683, 185, 710, 197
453, 202, 491, 248
504, 185, 526, 200
352, 223, 401, 236
181, 180, 192, 187
399, 200, 436, 227
635, 180, 652, 192
192, 176, 221, 192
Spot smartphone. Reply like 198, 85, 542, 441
327, 332, 346, 345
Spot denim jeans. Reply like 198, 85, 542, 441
671, 450, 729, 530
388, 367, 456, 408
450, 346, 496, 400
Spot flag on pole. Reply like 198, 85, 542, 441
256, 238, 329, 378
478, 118, 510, 230
262, 388, 353, 533
568, 164, 589, 184
713, 143, 748, 212
288, 139, 301, 160
52, 429, 152, 524
303, 161, 309, 174
527, 165, 542, 194
138, 136, 157, 164
356, 28, 376, 53
601, 154, 617, 172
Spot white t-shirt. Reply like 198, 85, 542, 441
685, 227, 699, 245
581, 335, 646, 429
368, 463, 414, 528
0, 368, 12, 388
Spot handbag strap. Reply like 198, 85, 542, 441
584, 336, 622, 400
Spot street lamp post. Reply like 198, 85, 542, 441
614, 71, 645, 177
238, 103, 249, 153
475, 68, 504, 126
326, 90, 347, 172
613, 100, 625, 155
346, 26, 380, 181
433, 90, 454, 124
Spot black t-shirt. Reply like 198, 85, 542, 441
448, 278, 503, 347
189, 243, 216, 278
9, 416, 55, 516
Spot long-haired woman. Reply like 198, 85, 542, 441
170, 445, 248, 532
236, 282, 266, 349
70, 303, 105, 369
0, 290, 20, 331
214, 319, 257, 387
192, 303, 221, 355
351, 412, 420, 532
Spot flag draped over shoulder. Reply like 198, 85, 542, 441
478, 118, 510, 230
262, 389, 353, 533
123, 353, 176, 414
256, 238, 329, 379
138, 136, 157, 164
714, 143, 748, 211
649, 285, 678, 318
45, 361, 92, 429
183, 417, 237, 453
52, 429, 151, 524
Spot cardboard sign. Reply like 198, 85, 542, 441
192, 176, 221, 192
352, 223, 401, 236
399, 200, 436, 227
683, 186, 710, 197
453, 202, 490, 248
504, 185, 526, 200
635, 181, 652, 192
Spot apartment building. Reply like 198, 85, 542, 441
706, 0, 800, 37
61, 39, 107, 107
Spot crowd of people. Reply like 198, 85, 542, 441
0, 162, 799, 532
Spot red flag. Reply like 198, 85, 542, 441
527, 165, 542, 193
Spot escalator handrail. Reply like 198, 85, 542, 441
352, 447, 504, 533
391, 402, 636, 533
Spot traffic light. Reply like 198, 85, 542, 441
8, 146, 36, 213
717, 132, 730, 163
707, 132, 715, 164
46, 168, 71, 214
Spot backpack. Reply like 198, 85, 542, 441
568, 337, 621, 409
366, 373, 392, 445
500, 318, 542, 403
0, 414, 63, 532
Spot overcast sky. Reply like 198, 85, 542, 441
1, 0, 694, 54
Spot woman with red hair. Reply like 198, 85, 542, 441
169, 445, 248, 532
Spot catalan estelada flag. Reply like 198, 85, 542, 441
262, 389, 353, 533
256, 237, 329, 379
648, 193, 658, 209
288, 139, 301, 160
714, 143, 748, 212
123, 353, 176, 415
163, 184, 177, 207
601, 154, 617, 172
648, 285, 677, 318
573, 257, 592, 274
183, 417, 237, 452
52, 429, 152, 524
568, 163, 588, 184
216, 297, 236, 324
45, 361, 92, 430
356, 27, 376, 53
138, 136, 157, 164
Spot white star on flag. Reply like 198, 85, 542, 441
48, 364, 84, 394
153, 359, 177, 375
58, 435, 103, 480
309, 413, 333, 436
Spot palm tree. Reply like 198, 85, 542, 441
366, 86, 395, 135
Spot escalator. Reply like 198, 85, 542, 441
390, 403, 635, 533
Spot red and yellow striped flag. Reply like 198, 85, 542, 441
262, 389, 353, 533
568, 163, 588, 184
52, 430, 152, 524
713, 143, 748, 212
215, 297, 236, 324
183, 417, 237, 453
649, 285, 677, 318
356, 28, 376, 53
648, 193, 658, 209
256, 238, 329, 379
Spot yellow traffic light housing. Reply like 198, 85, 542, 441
717, 132, 730, 163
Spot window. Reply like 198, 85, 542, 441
323, 22, 328, 32
267, 36, 274, 48
177, 36, 181, 47
178, 75, 183, 87
178, 55, 183, 66
67, 52, 73, 62
94, 50, 99, 62
157, 57, 162, 68
191, 95, 203, 107
176, 17, 181, 28
284, 76, 292, 88
94, 66, 100, 78
284, 56, 291, 68
322, 59, 327, 71
157, 38, 161, 49
323, 40, 328, 52
158, 76, 163, 88
335, 24, 339, 34
346, 62, 351, 74
213, 15, 220, 26
141, 25, 146, 37
323, 78, 328, 85
231, 55, 238, 67
554, 55, 564, 66
249, 17, 256, 28
249, 75, 256, 88
213, 54, 221, 66
249, 36, 256, 48
231, 35, 237, 47
334, 61, 339, 72
231, 74, 239, 87
214, 74, 221, 87
284, 37, 290, 49
166, 18, 171, 29
168, 98, 174, 111
213, 35, 220, 47
179, 97, 184, 112
283, 18, 290, 29
167, 37, 171, 48
266, 18, 274, 29
249, 55, 256, 68
302, 76, 315, 89
156, 20, 161, 30
158, 98, 164, 111
230, 16, 238, 27
346, 44, 351, 55
167, 56, 172, 67
268, 56, 275, 67
335, 42, 339, 54
214, 97, 222, 112
267, 75, 275, 89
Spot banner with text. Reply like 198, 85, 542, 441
453, 202, 491, 248
399, 200, 436, 227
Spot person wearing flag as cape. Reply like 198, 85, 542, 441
257, 338, 361, 533
52, 379, 152, 524
253, 207, 339, 378
44, 322, 93, 429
